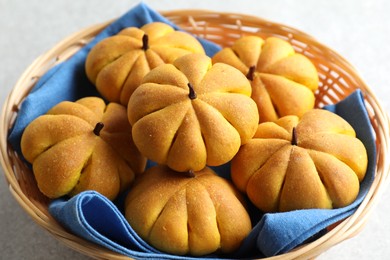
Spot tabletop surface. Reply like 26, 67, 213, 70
1, 0, 389, 259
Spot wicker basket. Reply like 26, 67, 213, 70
1, 9, 389, 260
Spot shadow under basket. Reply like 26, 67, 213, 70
1, 9, 390, 260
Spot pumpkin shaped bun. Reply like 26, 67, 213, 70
21, 97, 146, 200
231, 109, 368, 212
128, 53, 259, 172
212, 36, 319, 123
85, 22, 205, 106
125, 165, 252, 256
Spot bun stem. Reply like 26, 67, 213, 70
188, 83, 197, 99
93, 122, 104, 136
142, 34, 149, 51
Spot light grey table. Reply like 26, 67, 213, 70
1, 0, 389, 259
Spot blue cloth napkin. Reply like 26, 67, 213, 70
7, 2, 376, 259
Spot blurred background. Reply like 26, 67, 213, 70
1, 0, 389, 259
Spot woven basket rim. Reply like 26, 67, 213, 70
1, 9, 390, 260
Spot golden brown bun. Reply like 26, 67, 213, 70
231, 109, 368, 212
21, 97, 146, 199
127, 53, 259, 172
124, 165, 252, 256
85, 22, 205, 106
212, 36, 319, 123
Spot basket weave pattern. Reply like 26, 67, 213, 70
1, 10, 389, 260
